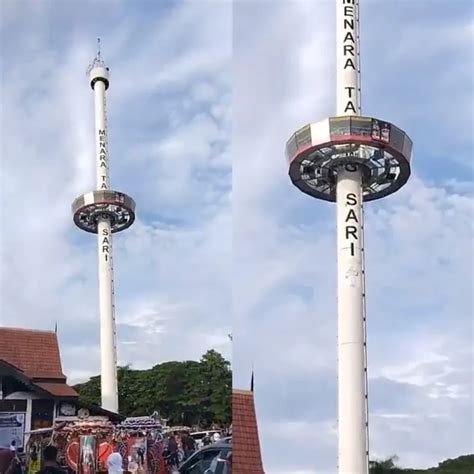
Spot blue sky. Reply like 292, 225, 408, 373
1, 1, 473, 473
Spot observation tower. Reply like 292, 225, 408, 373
285, 1, 412, 472
72, 40, 136, 413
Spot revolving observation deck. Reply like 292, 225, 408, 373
286, 116, 413, 202
72, 190, 136, 234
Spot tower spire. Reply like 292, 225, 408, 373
87, 38, 106, 74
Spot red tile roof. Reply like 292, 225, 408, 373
233, 389, 264, 474
34, 382, 78, 397
0, 327, 77, 399
0, 327, 66, 379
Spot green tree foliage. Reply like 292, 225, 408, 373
369, 454, 474, 474
74, 350, 232, 428
370, 456, 402, 474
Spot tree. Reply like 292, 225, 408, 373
370, 456, 402, 473
74, 350, 232, 428
198, 350, 232, 426
369, 454, 474, 473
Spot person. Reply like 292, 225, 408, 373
184, 436, 195, 457
36, 445, 66, 474
8, 443, 15, 454
106, 452, 123, 474
136, 447, 145, 467
180, 434, 192, 461
167, 436, 179, 469
28, 444, 40, 474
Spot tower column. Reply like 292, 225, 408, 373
72, 44, 136, 414
336, 1, 367, 471
287, 0, 412, 472
90, 60, 117, 413
97, 216, 116, 412
336, 165, 367, 473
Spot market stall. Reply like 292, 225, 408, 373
115, 416, 166, 474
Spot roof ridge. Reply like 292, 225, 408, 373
233, 389, 254, 395
0, 327, 56, 334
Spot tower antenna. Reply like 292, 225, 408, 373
285, 1, 413, 472
72, 42, 136, 414
87, 38, 106, 74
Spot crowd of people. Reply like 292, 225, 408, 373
0, 445, 64, 474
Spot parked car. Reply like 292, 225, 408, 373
205, 448, 231, 474
179, 438, 232, 474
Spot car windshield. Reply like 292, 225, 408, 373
204, 449, 231, 474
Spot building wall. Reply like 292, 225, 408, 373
2, 391, 57, 449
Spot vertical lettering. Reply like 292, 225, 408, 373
344, 58, 356, 70
345, 226, 358, 240
344, 101, 356, 113
344, 44, 355, 56
343, 32, 355, 43
344, 18, 354, 30
344, 6, 354, 15
341, 0, 358, 114
345, 209, 358, 223
346, 193, 357, 205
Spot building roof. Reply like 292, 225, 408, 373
0, 327, 78, 398
0, 327, 66, 380
233, 389, 264, 474
34, 382, 78, 398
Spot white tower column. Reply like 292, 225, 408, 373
336, 167, 367, 473
336, 0, 368, 472
73, 43, 136, 416
287, 2, 412, 473
336, 0, 361, 117
92, 66, 118, 414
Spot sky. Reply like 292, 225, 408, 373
1, 1, 473, 474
